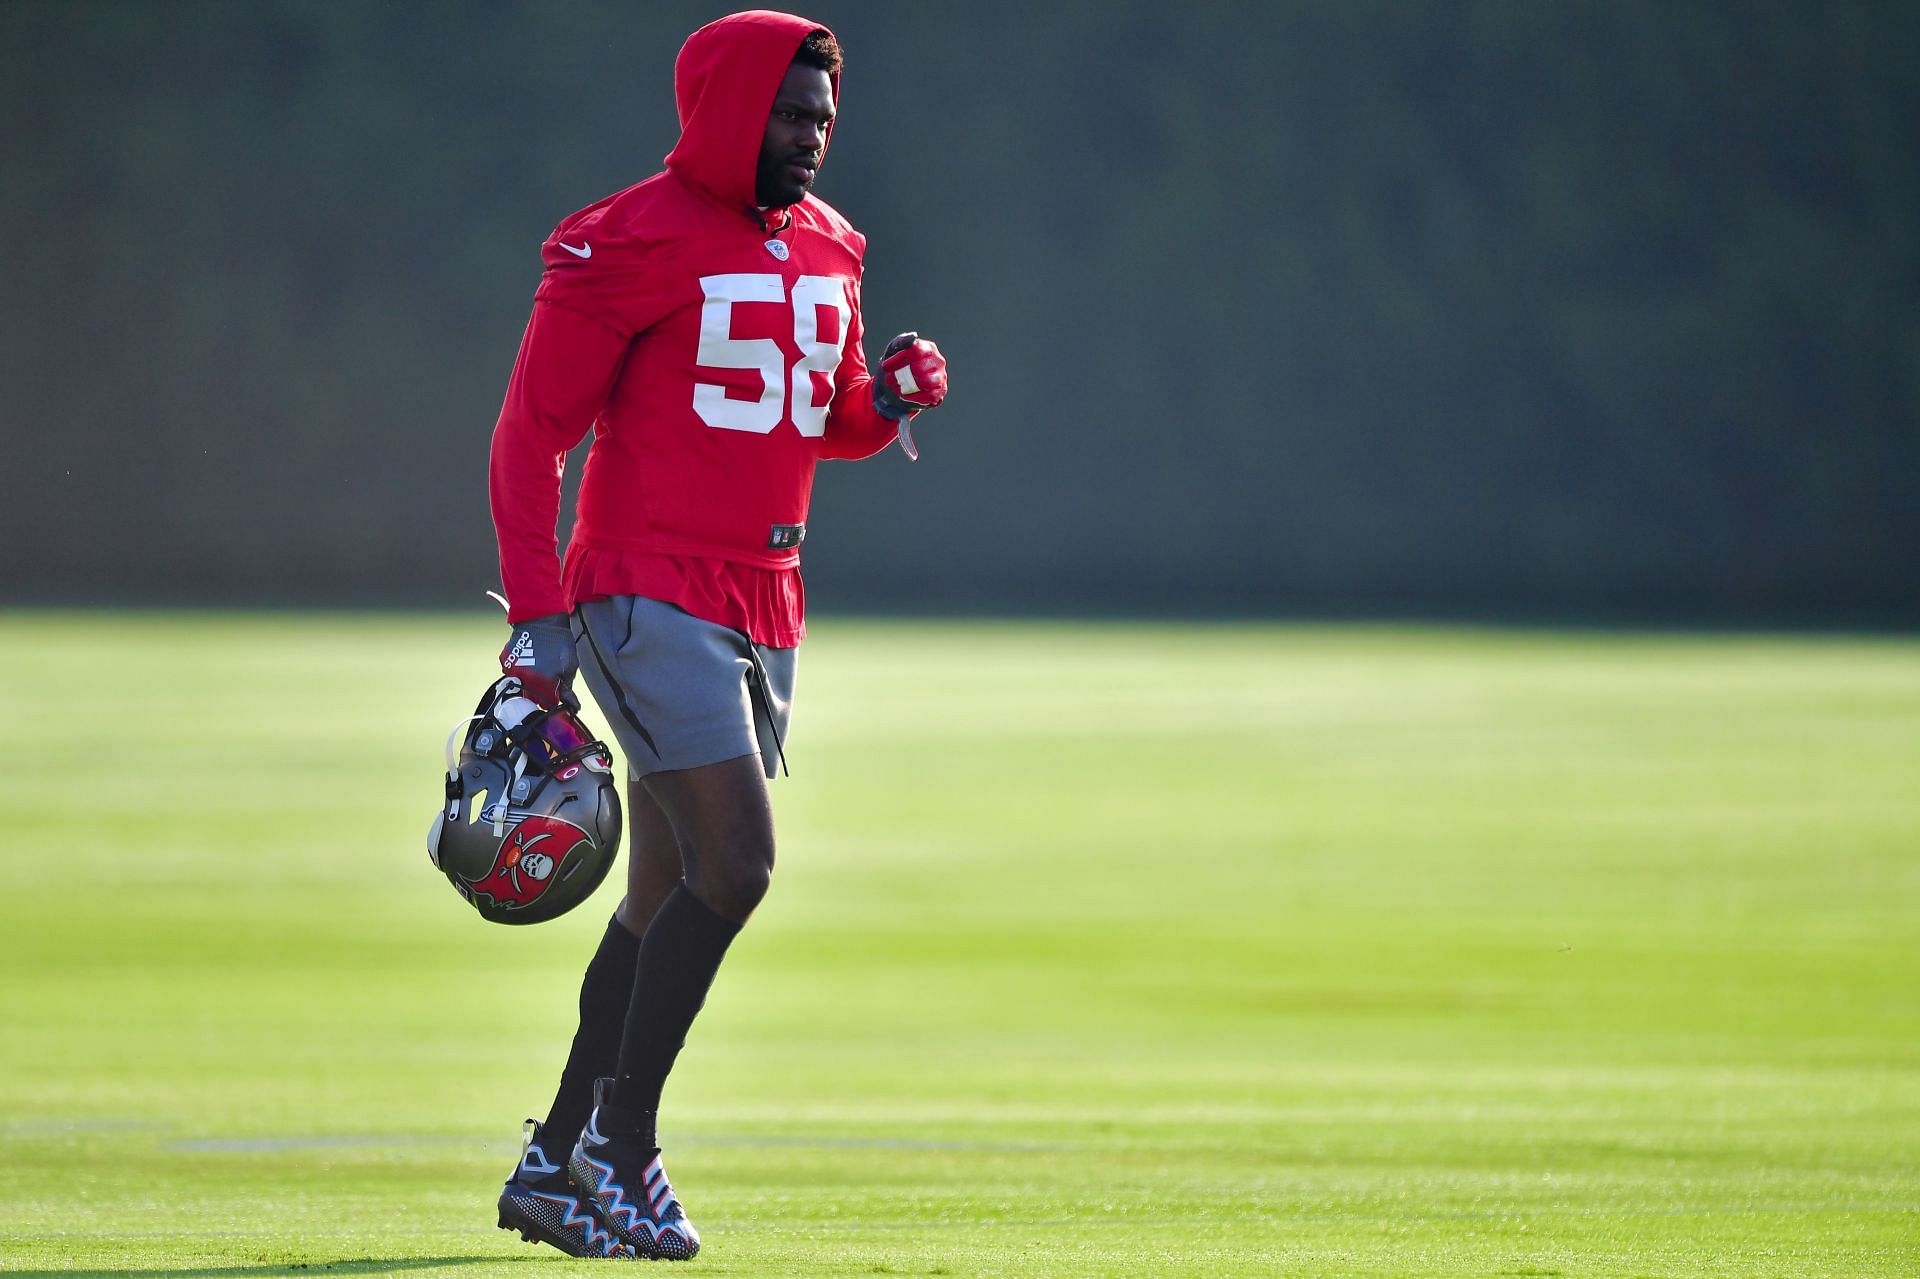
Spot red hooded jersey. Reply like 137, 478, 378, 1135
488, 10, 900, 646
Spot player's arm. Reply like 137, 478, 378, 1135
819, 277, 948, 461
488, 299, 626, 622
487, 299, 629, 707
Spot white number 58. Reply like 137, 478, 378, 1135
693, 273, 850, 437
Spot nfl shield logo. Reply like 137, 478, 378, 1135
764, 239, 790, 261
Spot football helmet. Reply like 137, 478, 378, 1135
429, 676, 622, 924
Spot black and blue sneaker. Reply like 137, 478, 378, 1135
497, 1119, 636, 1259
569, 1082, 701, 1260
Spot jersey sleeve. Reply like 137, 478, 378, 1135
819, 270, 904, 461
532, 199, 680, 338
492, 204, 684, 622
487, 299, 630, 623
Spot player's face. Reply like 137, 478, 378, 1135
756, 61, 835, 208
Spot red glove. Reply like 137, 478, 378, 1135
873, 332, 948, 420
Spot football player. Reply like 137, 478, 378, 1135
486, 11, 949, 1260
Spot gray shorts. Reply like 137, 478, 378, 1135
570, 595, 795, 781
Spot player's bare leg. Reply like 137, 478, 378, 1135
619, 779, 689, 935
641, 752, 776, 925
570, 752, 773, 1258
498, 782, 685, 1257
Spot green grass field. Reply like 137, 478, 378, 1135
2, 613, 1916, 1277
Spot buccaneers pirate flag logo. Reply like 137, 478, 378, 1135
463, 815, 592, 912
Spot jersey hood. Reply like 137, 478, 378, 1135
665, 10, 839, 215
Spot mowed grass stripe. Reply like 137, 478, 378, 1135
0, 612, 1915, 1277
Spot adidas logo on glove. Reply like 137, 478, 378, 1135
505, 630, 538, 668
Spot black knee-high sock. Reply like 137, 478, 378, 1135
538, 914, 642, 1153
602, 885, 741, 1139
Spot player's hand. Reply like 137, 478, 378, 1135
500, 614, 580, 710
873, 332, 948, 420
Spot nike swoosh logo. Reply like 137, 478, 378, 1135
558, 240, 592, 259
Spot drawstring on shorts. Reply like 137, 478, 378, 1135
742, 638, 791, 778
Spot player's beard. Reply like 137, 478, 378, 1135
755, 155, 814, 209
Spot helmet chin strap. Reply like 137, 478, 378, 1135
445, 716, 483, 782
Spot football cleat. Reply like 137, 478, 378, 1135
569, 1100, 700, 1260
497, 1120, 636, 1259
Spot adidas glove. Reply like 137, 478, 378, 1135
872, 332, 949, 421
500, 613, 580, 710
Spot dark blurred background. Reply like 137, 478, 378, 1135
3, 1, 1915, 624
